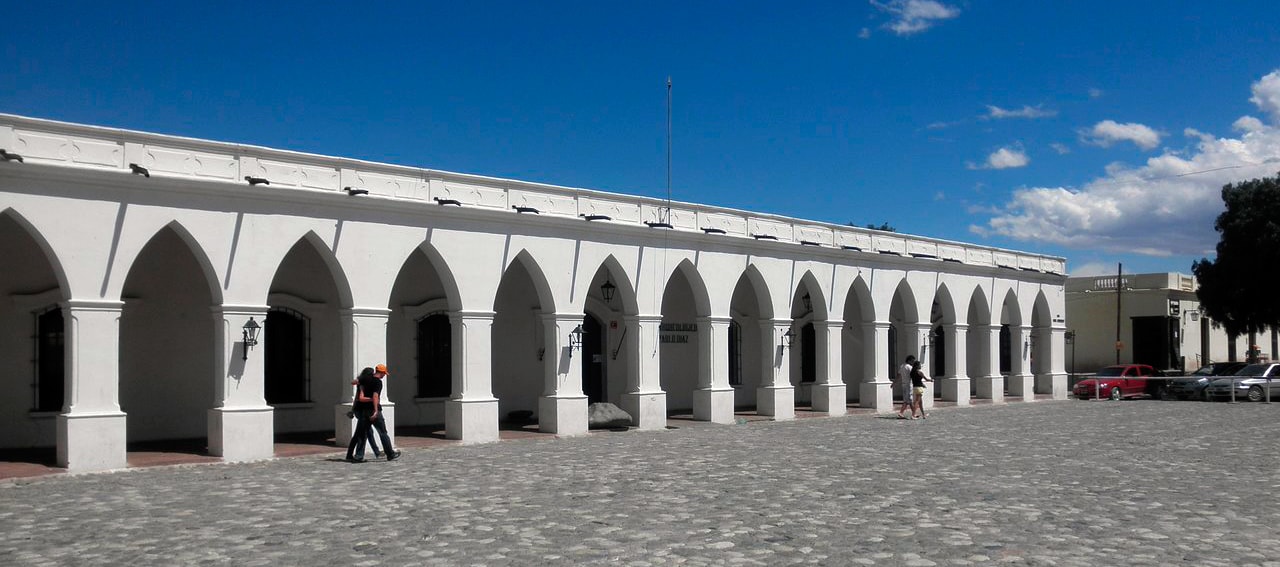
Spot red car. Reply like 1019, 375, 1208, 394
1073, 364, 1156, 400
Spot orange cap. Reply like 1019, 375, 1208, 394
375, 363, 388, 373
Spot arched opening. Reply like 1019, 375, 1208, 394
889, 281, 920, 404
842, 277, 873, 405
491, 254, 552, 429
660, 267, 702, 414
585, 259, 634, 408
387, 246, 458, 434
789, 274, 826, 407
729, 267, 771, 411
119, 226, 217, 454
1031, 292, 1054, 395
266, 237, 346, 436
999, 290, 1025, 398
929, 286, 956, 401
967, 287, 992, 396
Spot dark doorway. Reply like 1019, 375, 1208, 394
416, 314, 451, 398
35, 307, 64, 412
728, 320, 742, 387
932, 325, 945, 399
582, 314, 605, 403
265, 308, 309, 404
1133, 315, 1177, 370
800, 323, 816, 383
999, 324, 1011, 374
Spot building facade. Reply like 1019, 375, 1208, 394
1064, 272, 1277, 374
0, 114, 1068, 473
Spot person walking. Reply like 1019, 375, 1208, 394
910, 360, 932, 419
345, 367, 378, 463
897, 355, 917, 419
366, 363, 401, 461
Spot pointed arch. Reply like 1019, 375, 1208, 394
967, 286, 992, 327
843, 275, 874, 324
736, 264, 774, 320
793, 271, 829, 321
411, 241, 463, 312
497, 249, 557, 313
295, 231, 355, 310
999, 288, 1023, 326
591, 254, 639, 316
0, 208, 71, 299
932, 283, 957, 326
891, 278, 920, 324
667, 259, 711, 318
122, 221, 224, 305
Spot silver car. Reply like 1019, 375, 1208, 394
1203, 363, 1280, 402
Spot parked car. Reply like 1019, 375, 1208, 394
1203, 362, 1280, 401
1165, 362, 1248, 400
1073, 364, 1156, 400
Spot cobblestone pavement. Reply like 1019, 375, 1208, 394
2, 400, 1278, 566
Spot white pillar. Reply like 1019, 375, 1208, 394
756, 319, 795, 420
1036, 326, 1068, 399
859, 321, 893, 411
975, 324, 1004, 402
693, 316, 735, 423
942, 323, 970, 405
57, 300, 128, 472
445, 311, 499, 443
1007, 325, 1034, 401
621, 315, 666, 429
334, 308, 392, 447
539, 313, 588, 435
208, 305, 274, 463
811, 320, 846, 415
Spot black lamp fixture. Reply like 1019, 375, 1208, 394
782, 327, 796, 349
569, 324, 585, 351
600, 278, 617, 304
802, 293, 812, 313
129, 163, 150, 177
344, 186, 369, 196
242, 317, 261, 361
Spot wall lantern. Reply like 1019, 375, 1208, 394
782, 327, 797, 349
569, 324, 585, 351
600, 278, 617, 304
802, 293, 812, 313
242, 317, 261, 360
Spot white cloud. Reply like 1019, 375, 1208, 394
1083, 120, 1163, 150
1069, 262, 1114, 277
1089, 88, 1104, 99
1250, 70, 1280, 122
1050, 142, 1071, 155
1234, 116, 1265, 132
974, 70, 1280, 257
985, 105, 1057, 120
858, 27, 872, 39
969, 146, 1030, 170
871, 0, 960, 36
933, 191, 946, 201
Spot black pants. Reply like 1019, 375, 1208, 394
346, 407, 394, 460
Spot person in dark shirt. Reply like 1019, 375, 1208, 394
364, 363, 400, 461
909, 360, 932, 419
345, 367, 378, 463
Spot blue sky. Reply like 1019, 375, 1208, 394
3, 1, 1279, 277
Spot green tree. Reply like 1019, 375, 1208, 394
851, 221, 896, 232
1192, 172, 1280, 336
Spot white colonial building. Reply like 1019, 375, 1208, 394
0, 114, 1068, 473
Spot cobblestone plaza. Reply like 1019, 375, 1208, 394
2, 400, 1277, 566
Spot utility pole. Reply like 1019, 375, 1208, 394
1115, 263, 1123, 364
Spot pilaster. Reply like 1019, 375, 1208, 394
620, 315, 666, 429
208, 304, 274, 462
539, 313, 588, 435
858, 321, 893, 412
942, 324, 970, 406
335, 307, 392, 446
811, 320, 846, 415
445, 311, 499, 443
1007, 325, 1034, 401
57, 300, 128, 472
756, 319, 795, 420
692, 316, 735, 423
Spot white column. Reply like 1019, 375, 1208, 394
1007, 325, 1034, 401
57, 300, 128, 472
942, 324, 970, 405
445, 311, 499, 443
975, 324, 1004, 402
334, 308, 392, 447
756, 319, 796, 420
693, 316, 735, 423
208, 305, 274, 463
539, 313, 588, 435
621, 315, 666, 430
859, 321, 893, 411
1036, 326, 1068, 399
811, 320, 846, 415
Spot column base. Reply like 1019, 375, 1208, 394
539, 395, 588, 435
208, 406, 274, 462
1007, 373, 1034, 401
1035, 373, 1068, 399
811, 383, 847, 416
921, 383, 935, 410
975, 376, 1005, 403
859, 382, 893, 412
58, 411, 127, 473
693, 387, 736, 423
446, 398, 499, 443
621, 391, 667, 430
943, 377, 971, 406
756, 385, 795, 421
